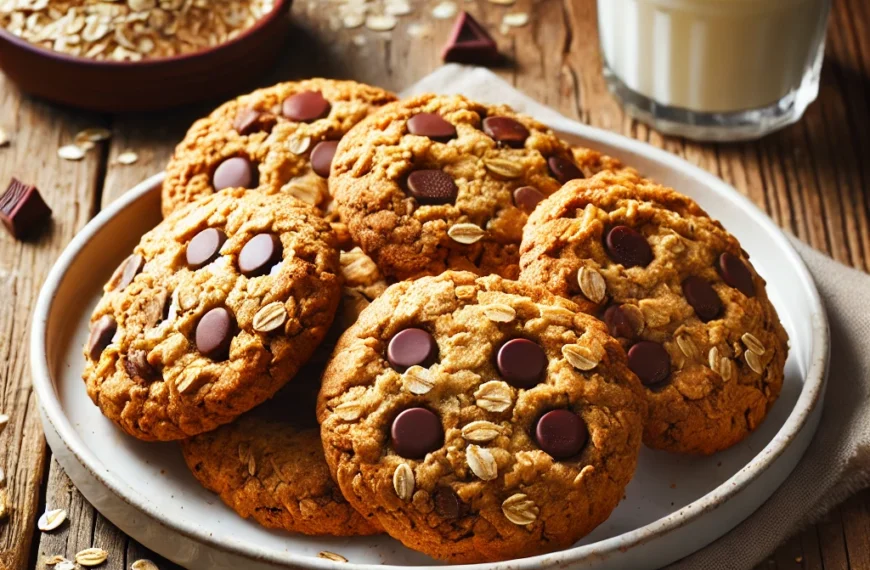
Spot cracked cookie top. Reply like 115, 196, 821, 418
83, 188, 341, 441
161, 78, 396, 216
317, 271, 646, 563
519, 171, 789, 455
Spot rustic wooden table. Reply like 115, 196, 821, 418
1, 0, 868, 568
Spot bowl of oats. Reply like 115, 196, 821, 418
0, 0, 291, 111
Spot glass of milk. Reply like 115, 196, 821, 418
598, 0, 831, 141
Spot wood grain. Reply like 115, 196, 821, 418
0, 0, 865, 568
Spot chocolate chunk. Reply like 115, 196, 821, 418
604, 225, 653, 268
513, 186, 545, 213
282, 91, 331, 122
496, 338, 547, 388
124, 349, 157, 382
238, 233, 282, 277
391, 407, 443, 459
547, 156, 584, 184
407, 113, 457, 141
682, 276, 723, 322
482, 116, 529, 147
213, 157, 254, 190
627, 341, 670, 386
433, 487, 461, 519
387, 328, 438, 372
603, 305, 637, 339
110, 254, 144, 291
0, 178, 52, 239
718, 252, 756, 297
233, 108, 276, 136
406, 170, 458, 204
87, 315, 116, 361
441, 11, 500, 66
535, 409, 588, 459
311, 140, 339, 178
195, 307, 235, 361
186, 228, 227, 269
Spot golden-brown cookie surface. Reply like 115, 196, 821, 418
519, 172, 789, 454
317, 271, 646, 563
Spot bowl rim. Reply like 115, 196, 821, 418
0, 0, 290, 68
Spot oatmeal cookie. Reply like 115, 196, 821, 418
317, 271, 646, 563
161, 79, 396, 216
519, 172, 789, 455
329, 94, 622, 280
83, 188, 342, 441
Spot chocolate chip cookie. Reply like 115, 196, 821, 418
519, 172, 789, 455
317, 271, 646, 563
161, 79, 396, 216
329, 94, 618, 281
83, 188, 342, 441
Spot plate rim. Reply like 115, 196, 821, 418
31, 118, 830, 569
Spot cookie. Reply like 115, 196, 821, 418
161, 79, 396, 216
329, 93, 621, 281
317, 271, 646, 563
519, 171, 789, 455
83, 188, 342, 441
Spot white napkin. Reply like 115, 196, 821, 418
404, 65, 870, 569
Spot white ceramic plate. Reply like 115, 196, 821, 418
31, 119, 828, 570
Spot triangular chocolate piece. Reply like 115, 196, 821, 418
441, 11, 500, 66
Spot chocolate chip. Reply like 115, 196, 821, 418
391, 407, 443, 459
406, 170, 458, 205
497, 338, 547, 388
407, 113, 457, 141
124, 349, 157, 382
441, 11, 500, 66
0, 178, 52, 240
238, 233, 282, 277
627, 341, 671, 386
213, 157, 254, 191
282, 91, 331, 122
682, 276, 723, 322
387, 328, 438, 372
603, 305, 636, 339
482, 116, 529, 147
311, 140, 339, 178
547, 156, 584, 184
535, 409, 588, 459
513, 186, 545, 213
87, 315, 116, 361
604, 225, 653, 268
718, 252, 756, 297
110, 254, 144, 291
195, 307, 235, 361
233, 108, 276, 136
433, 487, 461, 519
186, 228, 227, 269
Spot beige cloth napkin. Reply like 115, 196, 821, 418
404, 65, 870, 569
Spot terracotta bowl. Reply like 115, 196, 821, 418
0, 0, 292, 112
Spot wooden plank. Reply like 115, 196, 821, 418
818, 507, 850, 570
841, 489, 870, 569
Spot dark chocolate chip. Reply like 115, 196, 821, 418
311, 140, 339, 178
441, 11, 500, 66
232, 108, 276, 135
110, 254, 144, 291
406, 170, 458, 205
604, 225, 653, 268
628, 341, 671, 386
0, 178, 52, 240
186, 228, 227, 269
387, 328, 438, 372
718, 252, 756, 297
496, 338, 547, 388
603, 305, 636, 339
408, 113, 457, 141
482, 116, 529, 147
513, 186, 545, 213
124, 349, 157, 382
213, 157, 254, 190
535, 409, 588, 459
282, 91, 331, 122
433, 487, 461, 519
547, 156, 584, 184
682, 276, 723, 322
391, 407, 443, 459
195, 307, 235, 361
87, 315, 116, 361
238, 233, 282, 277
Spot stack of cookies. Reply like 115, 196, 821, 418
82, 79, 788, 563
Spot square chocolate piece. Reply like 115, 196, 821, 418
1, 178, 52, 239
